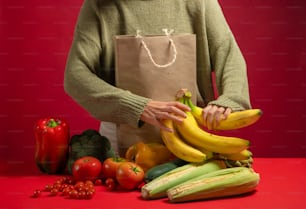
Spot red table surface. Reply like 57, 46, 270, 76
1, 158, 305, 209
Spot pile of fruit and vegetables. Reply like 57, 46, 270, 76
31, 89, 263, 202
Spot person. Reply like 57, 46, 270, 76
64, 0, 251, 154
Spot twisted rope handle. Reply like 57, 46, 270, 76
136, 29, 177, 68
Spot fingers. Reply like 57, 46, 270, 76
164, 101, 190, 119
171, 101, 191, 112
223, 107, 232, 119
202, 105, 232, 130
140, 100, 233, 132
156, 102, 190, 122
202, 105, 217, 130
140, 100, 191, 132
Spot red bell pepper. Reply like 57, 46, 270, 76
34, 117, 70, 174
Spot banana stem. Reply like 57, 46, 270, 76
176, 97, 185, 104
175, 89, 199, 113
185, 97, 197, 111
175, 88, 189, 99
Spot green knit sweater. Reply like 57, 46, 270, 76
64, 0, 251, 128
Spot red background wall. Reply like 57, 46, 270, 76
1, 0, 305, 172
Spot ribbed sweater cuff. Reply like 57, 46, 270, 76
119, 93, 150, 128
208, 95, 247, 112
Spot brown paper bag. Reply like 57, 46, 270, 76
114, 30, 197, 155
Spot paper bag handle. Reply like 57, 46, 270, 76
137, 29, 177, 68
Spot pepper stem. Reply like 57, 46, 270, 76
47, 119, 59, 128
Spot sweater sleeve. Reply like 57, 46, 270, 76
204, 0, 251, 111
64, 0, 150, 127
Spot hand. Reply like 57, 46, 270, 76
202, 105, 232, 130
140, 100, 191, 132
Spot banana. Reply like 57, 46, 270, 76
190, 105, 263, 131
218, 149, 253, 161
185, 101, 205, 126
175, 111, 250, 154
160, 119, 207, 163
192, 146, 215, 160
215, 109, 262, 130
176, 89, 263, 130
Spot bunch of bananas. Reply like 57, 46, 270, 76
160, 89, 263, 164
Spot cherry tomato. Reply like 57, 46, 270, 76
31, 189, 42, 198
72, 156, 102, 182
102, 157, 127, 179
105, 178, 117, 191
62, 187, 71, 196
49, 188, 59, 196
68, 189, 78, 199
94, 179, 102, 186
31, 176, 99, 200
116, 162, 144, 190
85, 191, 94, 199
44, 184, 53, 192
85, 180, 94, 186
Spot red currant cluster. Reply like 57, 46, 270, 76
31, 176, 103, 200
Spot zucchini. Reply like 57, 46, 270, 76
144, 158, 188, 183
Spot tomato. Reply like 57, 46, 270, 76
31, 189, 42, 198
68, 189, 78, 199
102, 157, 127, 179
49, 188, 59, 196
94, 179, 102, 186
72, 156, 102, 182
105, 178, 117, 191
116, 162, 144, 190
